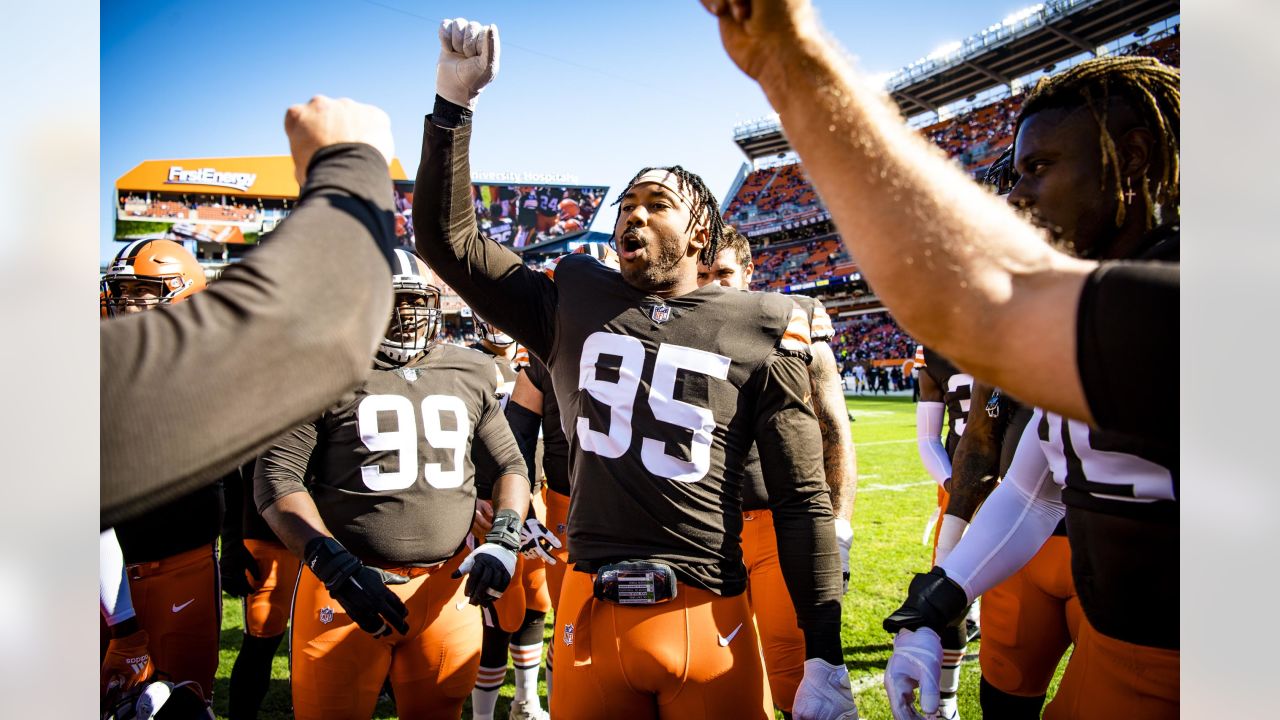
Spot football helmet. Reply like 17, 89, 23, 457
983, 146, 1018, 196
102, 238, 207, 317
376, 248, 443, 369
102, 678, 212, 720
474, 313, 515, 348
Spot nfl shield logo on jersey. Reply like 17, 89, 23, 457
319, 606, 334, 625
564, 623, 575, 646
649, 304, 672, 324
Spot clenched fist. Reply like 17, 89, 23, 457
284, 95, 394, 187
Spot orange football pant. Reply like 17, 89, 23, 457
289, 552, 482, 720
542, 487, 571, 612
1044, 612, 1179, 719
241, 538, 301, 638
549, 568, 772, 720
123, 544, 220, 701
980, 535, 1081, 696
742, 509, 804, 713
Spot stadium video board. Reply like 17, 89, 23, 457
470, 183, 609, 248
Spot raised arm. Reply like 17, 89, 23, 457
412, 19, 557, 359
704, 0, 1097, 423
101, 97, 398, 528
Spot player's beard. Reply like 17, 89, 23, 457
619, 228, 688, 293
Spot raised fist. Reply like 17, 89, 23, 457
284, 95, 394, 187
436, 18, 500, 109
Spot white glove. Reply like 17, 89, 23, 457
436, 17, 500, 110
834, 518, 854, 593
884, 627, 942, 720
933, 515, 968, 567
519, 517, 562, 565
793, 658, 859, 720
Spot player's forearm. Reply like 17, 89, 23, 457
810, 348, 856, 519
413, 108, 556, 358
101, 144, 393, 528
261, 492, 333, 561
754, 35, 1093, 415
945, 437, 1000, 522
491, 473, 531, 522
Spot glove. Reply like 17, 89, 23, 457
436, 17, 500, 110
519, 517, 562, 565
884, 627, 942, 720
793, 658, 859, 720
834, 518, 854, 594
305, 537, 410, 638
453, 508, 520, 605
101, 629, 154, 700
219, 538, 261, 598
882, 567, 968, 636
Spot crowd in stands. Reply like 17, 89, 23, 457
830, 312, 916, 364
748, 236, 855, 291
118, 194, 257, 223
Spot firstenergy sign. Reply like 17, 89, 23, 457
165, 166, 258, 192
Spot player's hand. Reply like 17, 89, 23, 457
793, 658, 859, 720
518, 517, 562, 565
700, 0, 821, 85
284, 95, 394, 187
471, 498, 495, 538
219, 539, 261, 598
101, 629, 155, 701
305, 537, 410, 638
436, 18, 500, 109
834, 517, 854, 594
453, 508, 521, 605
884, 628, 942, 720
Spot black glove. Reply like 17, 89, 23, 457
219, 538, 261, 598
452, 508, 521, 605
305, 537, 410, 637
882, 566, 968, 636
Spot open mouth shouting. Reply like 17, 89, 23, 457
618, 230, 646, 261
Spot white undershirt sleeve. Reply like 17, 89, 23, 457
938, 416, 1065, 602
916, 401, 951, 486
99, 528, 136, 626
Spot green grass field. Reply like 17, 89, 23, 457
211, 394, 1065, 719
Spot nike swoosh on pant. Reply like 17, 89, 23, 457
171, 599, 195, 613
717, 623, 744, 647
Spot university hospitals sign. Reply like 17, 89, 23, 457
165, 166, 258, 192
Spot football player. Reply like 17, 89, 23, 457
912, 343, 974, 720
220, 459, 301, 720
100, 239, 222, 708
882, 57, 1179, 720
502, 243, 620, 704
466, 318, 554, 720
696, 226, 858, 716
416, 20, 855, 720
253, 248, 532, 720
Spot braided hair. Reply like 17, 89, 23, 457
613, 165, 727, 266
1015, 56, 1179, 230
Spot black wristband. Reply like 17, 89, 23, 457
431, 94, 473, 128
486, 509, 522, 552
882, 566, 969, 635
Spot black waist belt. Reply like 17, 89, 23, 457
592, 561, 679, 605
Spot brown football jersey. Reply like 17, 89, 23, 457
254, 343, 526, 565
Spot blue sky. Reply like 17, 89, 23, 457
102, 0, 1034, 263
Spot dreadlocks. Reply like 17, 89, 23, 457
1015, 56, 1180, 230
613, 165, 727, 266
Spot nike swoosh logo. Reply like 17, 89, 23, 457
171, 599, 194, 613
717, 623, 744, 647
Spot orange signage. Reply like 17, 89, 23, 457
115, 155, 408, 199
